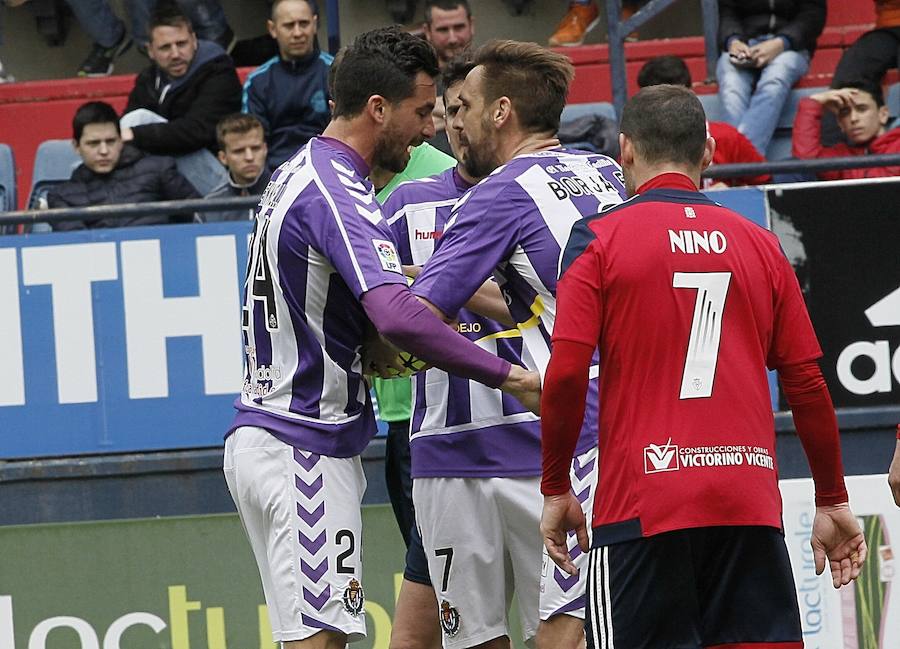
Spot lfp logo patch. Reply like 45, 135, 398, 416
372, 239, 402, 274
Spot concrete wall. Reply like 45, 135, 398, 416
0, 0, 703, 83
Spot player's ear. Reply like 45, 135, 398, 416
493, 96, 511, 128
367, 95, 388, 124
619, 133, 633, 167
701, 136, 716, 170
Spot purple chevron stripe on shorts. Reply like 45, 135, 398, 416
570, 543, 584, 560
575, 485, 591, 504
301, 614, 342, 632
295, 474, 324, 499
549, 594, 586, 617
303, 585, 331, 611
553, 568, 579, 592
297, 501, 326, 526
294, 448, 322, 471
301, 557, 329, 582
299, 529, 327, 553
573, 456, 595, 481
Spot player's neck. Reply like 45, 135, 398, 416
321, 119, 376, 169
504, 131, 560, 162
630, 165, 701, 193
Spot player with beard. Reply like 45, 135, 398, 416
410, 41, 628, 649
224, 28, 540, 649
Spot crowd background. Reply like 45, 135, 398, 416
0, 0, 701, 82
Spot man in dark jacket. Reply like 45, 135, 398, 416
48, 101, 200, 231
242, 0, 332, 171
716, 0, 826, 156
121, 2, 242, 156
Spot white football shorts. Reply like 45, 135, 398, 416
224, 426, 367, 643
539, 446, 597, 622
413, 474, 543, 648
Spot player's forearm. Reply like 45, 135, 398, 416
361, 284, 510, 388
541, 339, 594, 496
464, 280, 515, 327
780, 360, 848, 506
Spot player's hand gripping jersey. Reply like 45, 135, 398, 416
385, 167, 541, 478
411, 150, 629, 455
231, 137, 409, 457
552, 173, 824, 542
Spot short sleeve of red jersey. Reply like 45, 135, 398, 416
553, 239, 604, 347
767, 248, 823, 370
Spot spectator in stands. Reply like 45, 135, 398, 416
637, 55, 771, 187
243, 0, 332, 172
47, 101, 199, 230
204, 113, 270, 222
717, 0, 826, 156
548, 1, 645, 47
64, 0, 234, 77
833, 1, 900, 92
121, 2, 241, 194
422, 1, 475, 155
423, 0, 474, 68
792, 80, 900, 180
820, 1, 900, 145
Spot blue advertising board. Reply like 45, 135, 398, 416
0, 222, 252, 458
0, 187, 772, 460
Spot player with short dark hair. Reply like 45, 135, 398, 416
540, 84, 867, 649
224, 27, 539, 649
411, 39, 628, 649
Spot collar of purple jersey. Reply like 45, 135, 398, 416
317, 136, 371, 178
452, 166, 476, 192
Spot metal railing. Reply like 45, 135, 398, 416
2, 154, 900, 231
605, 0, 721, 119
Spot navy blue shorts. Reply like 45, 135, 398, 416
585, 526, 803, 649
384, 419, 432, 586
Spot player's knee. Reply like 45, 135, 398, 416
282, 629, 346, 649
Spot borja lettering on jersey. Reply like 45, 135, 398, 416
668, 230, 728, 255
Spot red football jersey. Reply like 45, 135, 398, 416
552, 173, 822, 543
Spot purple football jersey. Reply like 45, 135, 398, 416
412, 149, 629, 455
230, 137, 408, 457
384, 167, 541, 478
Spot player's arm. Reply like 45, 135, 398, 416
889, 426, 900, 507
769, 249, 865, 587
405, 264, 513, 327
411, 187, 522, 323
541, 231, 604, 575
361, 284, 540, 413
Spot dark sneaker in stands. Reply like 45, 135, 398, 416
77, 33, 133, 77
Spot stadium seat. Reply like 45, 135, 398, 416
27, 139, 81, 210
765, 132, 794, 162
887, 82, 900, 122
0, 144, 16, 212
697, 94, 725, 123
561, 102, 616, 122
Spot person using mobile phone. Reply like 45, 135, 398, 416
716, 0, 826, 156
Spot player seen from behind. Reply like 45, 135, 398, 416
540, 84, 867, 649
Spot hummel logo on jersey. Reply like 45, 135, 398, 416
415, 229, 442, 240
644, 438, 680, 473
668, 229, 727, 254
